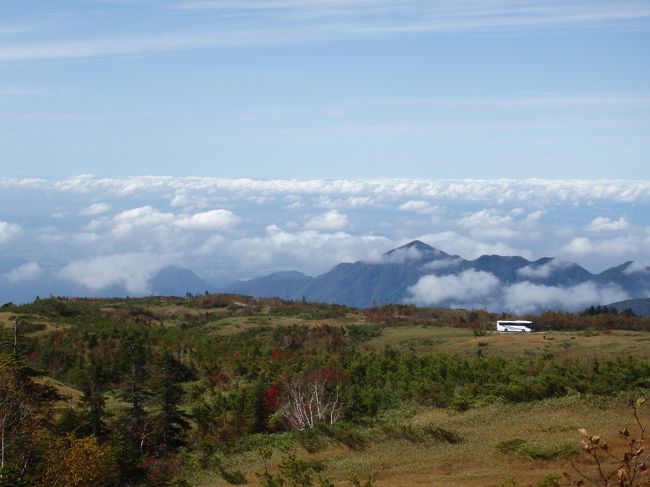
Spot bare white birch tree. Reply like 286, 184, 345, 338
282, 375, 345, 430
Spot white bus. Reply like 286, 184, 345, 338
496, 320, 534, 332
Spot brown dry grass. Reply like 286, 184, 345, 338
195, 395, 649, 487
0, 311, 17, 323
363, 326, 650, 361
207, 315, 364, 336
34, 376, 84, 409
0, 312, 71, 337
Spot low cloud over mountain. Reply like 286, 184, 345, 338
223, 241, 649, 313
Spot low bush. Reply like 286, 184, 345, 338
497, 438, 575, 460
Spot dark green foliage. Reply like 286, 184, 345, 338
581, 304, 619, 316
79, 358, 110, 438
497, 438, 575, 460
217, 464, 247, 485
0, 464, 24, 487
153, 352, 191, 453
379, 422, 461, 444
345, 324, 382, 342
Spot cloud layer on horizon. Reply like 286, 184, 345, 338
0, 176, 648, 303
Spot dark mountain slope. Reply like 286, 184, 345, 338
596, 262, 650, 295
223, 271, 314, 300
300, 241, 459, 307
148, 266, 213, 296
607, 298, 650, 316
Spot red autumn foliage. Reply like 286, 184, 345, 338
262, 385, 282, 412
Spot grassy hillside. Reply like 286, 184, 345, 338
1, 295, 648, 487
195, 395, 648, 487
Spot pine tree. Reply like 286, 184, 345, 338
153, 352, 190, 453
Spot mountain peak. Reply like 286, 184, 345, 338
400, 240, 434, 251
387, 240, 445, 254
382, 240, 449, 261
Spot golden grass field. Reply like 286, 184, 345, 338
196, 395, 649, 487
361, 325, 650, 361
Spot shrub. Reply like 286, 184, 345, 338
497, 438, 574, 461
536, 472, 560, 487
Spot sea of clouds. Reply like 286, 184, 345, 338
1, 176, 649, 309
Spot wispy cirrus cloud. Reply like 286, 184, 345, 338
173, 0, 650, 30
0, 85, 55, 97
1, 1, 649, 62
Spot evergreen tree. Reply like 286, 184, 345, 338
153, 352, 190, 453
79, 358, 109, 439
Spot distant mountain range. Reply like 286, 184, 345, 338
220, 240, 650, 313
2, 241, 649, 313
0, 265, 215, 305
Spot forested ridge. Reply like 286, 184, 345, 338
1, 295, 649, 486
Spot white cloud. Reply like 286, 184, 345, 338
623, 261, 650, 275
170, 192, 210, 209
562, 237, 592, 256
417, 231, 528, 259
422, 257, 463, 271
174, 209, 240, 231
305, 210, 348, 231
562, 236, 639, 258
407, 268, 629, 313
398, 200, 441, 214
457, 207, 543, 240
285, 194, 304, 209
0, 220, 21, 243
407, 269, 499, 306
4, 262, 43, 282
3, 177, 650, 207
502, 281, 628, 314
71, 232, 102, 245
517, 258, 571, 279
79, 202, 110, 216
458, 208, 514, 228
585, 216, 630, 232
0, 176, 649, 286
111, 206, 175, 237
195, 235, 226, 256
103, 206, 239, 237
381, 246, 425, 264
226, 225, 391, 272
346, 196, 376, 207
58, 253, 171, 294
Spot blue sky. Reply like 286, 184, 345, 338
1, 3, 649, 307
1, 0, 649, 178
